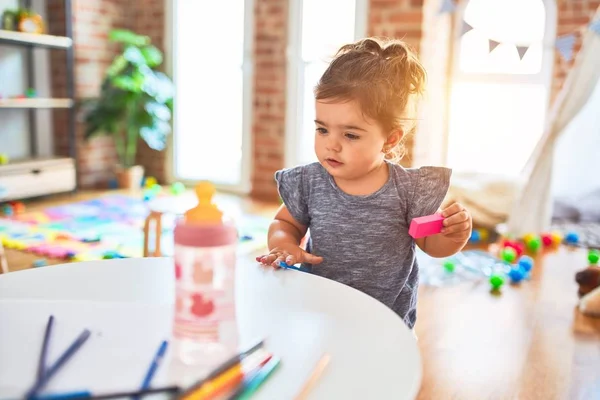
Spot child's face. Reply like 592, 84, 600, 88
314, 99, 387, 180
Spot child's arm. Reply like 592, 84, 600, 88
416, 202, 472, 258
259, 205, 323, 267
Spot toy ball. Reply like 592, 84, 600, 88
523, 233, 537, 244
589, 249, 600, 265
170, 181, 185, 195
518, 255, 534, 272
526, 237, 542, 252
443, 260, 456, 273
490, 273, 505, 290
479, 228, 489, 242
149, 183, 162, 193
564, 231, 579, 245
144, 176, 158, 188
508, 266, 526, 283
469, 230, 481, 243
551, 231, 563, 246
2, 204, 13, 216
0, 153, 8, 165
501, 247, 517, 263
541, 233, 553, 247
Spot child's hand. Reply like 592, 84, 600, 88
440, 202, 472, 243
256, 243, 323, 267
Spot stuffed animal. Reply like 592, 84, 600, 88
579, 285, 600, 318
575, 266, 600, 297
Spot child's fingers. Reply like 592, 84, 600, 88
441, 202, 465, 218
262, 253, 279, 265
301, 251, 324, 265
285, 254, 297, 265
442, 211, 469, 227
442, 221, 470, 234
272, 253, 288, 267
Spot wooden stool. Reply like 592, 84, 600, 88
0, 240, 8, 274
143, 210, 163, 257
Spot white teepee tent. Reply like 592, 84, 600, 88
505, 8, 600, 236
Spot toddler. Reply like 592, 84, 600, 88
257, 38, 472, 330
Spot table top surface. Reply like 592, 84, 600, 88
0, 257, 421, 400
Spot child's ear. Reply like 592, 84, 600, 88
384, 129, 404, 149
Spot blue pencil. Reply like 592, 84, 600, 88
136, 340, 169, 398
38, 315, 55, 380
277, 261, 304, 271
26, 329, 91, 399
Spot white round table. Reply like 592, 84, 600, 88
0, 257, 421, 399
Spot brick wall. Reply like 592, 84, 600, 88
552, 0, 599, 103
368, 0, 425, 168
48, 0, 131, 189
250, 0, 289, 200
131, 0, 167, 183
47, 0, 165, 189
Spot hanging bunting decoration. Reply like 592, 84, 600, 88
555, 34, 576, 62
516, 46, 530, 60
461, 21, 474, 36
449, 7, 600, 63
438, 0, 456, 14
589, 19, 600, 35
488, 39, 501, 53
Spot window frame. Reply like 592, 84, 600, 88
284, 0, 369, 168
445, 0, 557, 174
165, 0, 255, 194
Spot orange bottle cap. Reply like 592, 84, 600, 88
184, 182, 223, 224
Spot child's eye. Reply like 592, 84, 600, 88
316, 127, 328, 135
345, 133, 360, 140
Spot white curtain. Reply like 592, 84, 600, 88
506, 8, 600, 235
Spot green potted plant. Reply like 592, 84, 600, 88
83, 29, 174, 189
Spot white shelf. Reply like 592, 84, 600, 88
0, 98, 73, 109
0, 29, 72, 49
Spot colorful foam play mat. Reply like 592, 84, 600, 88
0, 195, 270, 261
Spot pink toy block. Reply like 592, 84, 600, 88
409, 214, 444, 239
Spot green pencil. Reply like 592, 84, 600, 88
230, 357, 281, 400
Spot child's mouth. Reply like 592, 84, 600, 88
325, 158, 343, 167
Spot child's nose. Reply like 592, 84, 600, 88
326, 136, 342, 152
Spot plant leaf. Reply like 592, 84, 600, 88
123, 46, 146, 66
140, 120, 172, 151
140, 45, 163, 67
144, 101, 171, 121
106, 55, 127, 77
109, 29, 150, 47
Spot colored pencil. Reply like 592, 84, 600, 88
26, 329, 92, 399
179, 350, 271, 400
177, 339, 265, 399
277, 261, 303, 271
134, 339, 169, 399
38, 315, 55, 380
228, 356, 281, 400
294, 353, 331, 400
32, 385, 181, 400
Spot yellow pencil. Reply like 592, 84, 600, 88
294, 353, 331, 400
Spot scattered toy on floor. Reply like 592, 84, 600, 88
0, 153, 8, 165
443, 260, 455, 273
588, 249, 599, 265
170, 181, 185, 195
564, 231, 580, 245
490, 273, 505, 291
579, 285, 600, 318
144, 176, 157, 188
32, 259, 47, 268
575, 265, 600, 297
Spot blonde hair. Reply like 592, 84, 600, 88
314, 37, 427, 163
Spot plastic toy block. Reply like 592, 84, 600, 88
409, 214, 444, 239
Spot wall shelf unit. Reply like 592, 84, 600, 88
0, 0, 77, 202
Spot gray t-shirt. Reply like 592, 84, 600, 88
274, 161, 451, 329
